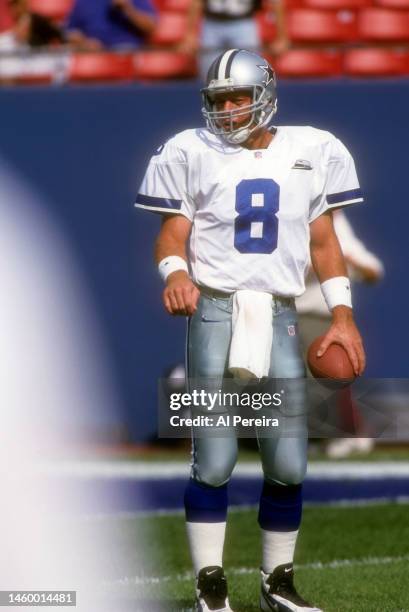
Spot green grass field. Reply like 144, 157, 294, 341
101, 502, 409, 612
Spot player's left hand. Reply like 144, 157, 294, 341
317, 306, 366, 376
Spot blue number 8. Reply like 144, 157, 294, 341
234, 178, 280, 254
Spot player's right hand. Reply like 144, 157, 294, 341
163, 271, 200, 316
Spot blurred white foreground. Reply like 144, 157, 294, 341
0, 159, 137, 611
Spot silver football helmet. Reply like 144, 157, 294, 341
201, 49, 278, 145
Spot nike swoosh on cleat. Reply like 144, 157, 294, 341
205, 569, 219, 576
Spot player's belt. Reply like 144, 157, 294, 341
198, 285, 295, 309
197, 285, 233, 299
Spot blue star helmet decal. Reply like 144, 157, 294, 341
257, 64, 276, 87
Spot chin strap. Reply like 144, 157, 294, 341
222, 102, 277, 145
225, 128, 252, 145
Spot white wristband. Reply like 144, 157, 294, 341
320, 276, 352, 311
158, 256, 189, 282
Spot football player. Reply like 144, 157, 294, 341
135, 49, 365, 612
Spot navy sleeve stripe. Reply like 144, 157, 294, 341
136, 194, 182, 210
327, 188, 363, 205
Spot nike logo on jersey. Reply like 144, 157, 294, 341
292, 159, 313, 170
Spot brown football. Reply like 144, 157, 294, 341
307, 334, 356, 387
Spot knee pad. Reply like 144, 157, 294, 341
260, 436, 307, 486
193, 461, 234, 488
265, 458, 307, 486
192, 439, 237, 487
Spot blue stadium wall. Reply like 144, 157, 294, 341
1, 80, 408, 441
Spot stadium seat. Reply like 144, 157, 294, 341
375, 0, 409, 8
284, 0, 307, 8
68, 53, 134, 82
28, 0, 74, 21
287, 9, 358, 43
149, 12, 188, 45
0, 2, 13, 32
133, 51, 197, 80
344, 48, 409, 75
256, 11, 278, 44
303, 0, 371, 9
357, 8, 409, 41
274, 49, 343, 76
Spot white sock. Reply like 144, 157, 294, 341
186, 521, 226, 576
261, 529, 299, 574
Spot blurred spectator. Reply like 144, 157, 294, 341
297, 209, 384, 457
65, 0, 156, 50
180, 0, 289, 79
0, 0, 73, 85
0, 0, 64, 52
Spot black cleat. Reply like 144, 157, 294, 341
260, 563, 323, 612
195, 566, 234, 612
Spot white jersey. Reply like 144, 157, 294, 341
135, 126, 364, 296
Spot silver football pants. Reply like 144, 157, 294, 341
187, 290, 308, 488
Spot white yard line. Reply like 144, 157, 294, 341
43, 460, 409, 480
110, 554, 409, 587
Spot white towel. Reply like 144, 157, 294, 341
228, 290, 273, 381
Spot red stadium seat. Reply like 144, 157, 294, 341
288, 9, 358, 42
68, 53, 134, 82
344, 47, 409, 75
133, 51, 197, 79
256, 11, 278, 44
303, 0, 371, 9
0, 2, 13, 32
274, 49, 343, 76
357, 8, 409, 41
28, 0, 74, 21
375, 0, 409, 8
150, 12, 188, 45
284, 0, 307, 8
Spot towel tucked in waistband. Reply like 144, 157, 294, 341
228, 289, 273, 381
